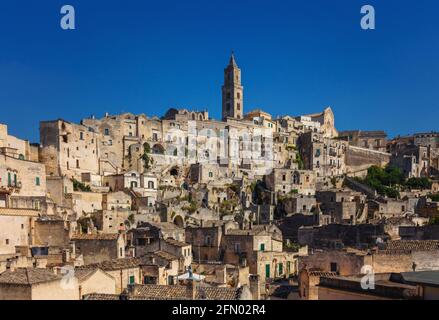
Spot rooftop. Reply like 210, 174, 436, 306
78, 258, 142, 271
0, 268, 61, 285
71, 233, 120, 241
129, 284, 242, 300
384, 240, 439, 252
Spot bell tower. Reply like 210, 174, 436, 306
222, 52, 244, 121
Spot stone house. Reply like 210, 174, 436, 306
132, 237, 192, 273
278, 195, 316, 215
102, 191, 132, 210
298, 131, 347, 184
33, 215, 70, 248
40, 119, 100, 179
316, 190, 367, 224
75, 268, 117, 298
390, 144, 431, 178
264, 168, 316, 196
78, 257, 142, 293
185, 220, 239, 263
368, 198, 409, 219
71, 233, 126, 265
0, 268, 79, 300
128, 222, 185, 249
0, 208, 38, 255
221, 224, 297, 285
0, 151, 47, 210
338, 130, 387, 153
141, 251, 180, 285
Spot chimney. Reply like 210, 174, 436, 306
249, 275, 261, 300
215, 266, 227, 285
186, 280, 197, 300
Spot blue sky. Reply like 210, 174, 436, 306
0, 0, 438, 142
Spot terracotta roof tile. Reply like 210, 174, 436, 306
385, 240, 439, 252
71, 233, 119, 241
0, 268, 61, 285
130, 284, 241, 300
77, 258, 142, 271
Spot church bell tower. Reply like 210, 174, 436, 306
222, 53, 244, 121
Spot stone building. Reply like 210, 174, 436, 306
390, 144, 431, 178
78, 258, 142, 293
185, 220, 239, 263
414, 132, 439, 148
40, 120, 100, 179
0, 208, 38, 255
339, 130, 387, 153
0, 151, 46, 210
0, 123, 37, 162
0, 268, 79, 300
316, 190, 367, 224
298, 131, 347, 184
71, 233, 126, 265
264, 168, 316, 196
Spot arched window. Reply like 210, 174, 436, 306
148, 181, 154, 189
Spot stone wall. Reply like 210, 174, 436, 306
346, 146, 390, 175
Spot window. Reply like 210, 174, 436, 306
265, 264, 270, 279
76, 160, 80, 168
315, 149, 321, 157
209, 172, 213, 178
234, 243, 241, 253
35, 177, 40, 186
21, 224, 24, 229
205, 236, 211, 246
148, 181, 154, 189
120, 247, 123, 257
282, 174, 286, 182
330, 262, 338, 272
7, 172, 11, 186
129, 275, 135, 285
260, 243, 265, 251
5, 239, 9, 245
278, 263, 283, 275
237, 92, 241, 99
104, 128, 110, 136
237, 103, 241, 111
80, 132, 84, 140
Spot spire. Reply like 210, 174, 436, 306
229, 51, 238, 67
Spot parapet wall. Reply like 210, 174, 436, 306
346, 146, 390, 176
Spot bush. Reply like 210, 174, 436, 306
406, 177, 432, 190
429, 216, 439, 225
359, 165, 405, 198
72, 178, 91, 192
